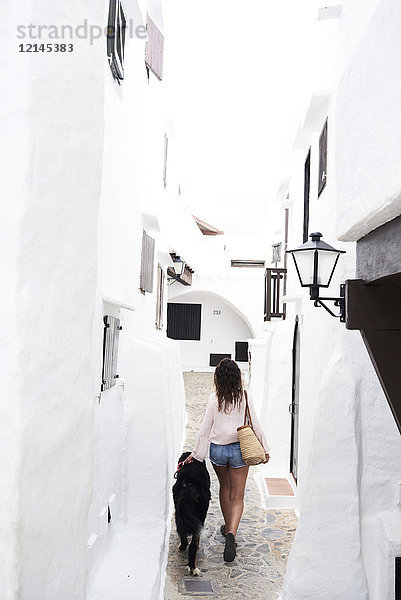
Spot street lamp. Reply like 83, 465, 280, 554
286, 232, 346, 321
172, 255, 186, 277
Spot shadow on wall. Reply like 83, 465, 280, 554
166, 290, 254, 371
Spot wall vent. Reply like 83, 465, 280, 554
231, 260, 265, 268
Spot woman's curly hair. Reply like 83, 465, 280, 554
214, 358, 243, 413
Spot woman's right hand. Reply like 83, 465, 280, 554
183, 453, 194, 464
263, 453, 270, 464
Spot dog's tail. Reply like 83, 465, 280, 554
175, 486, 203, 538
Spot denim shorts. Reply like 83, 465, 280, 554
209, 442, 247, 468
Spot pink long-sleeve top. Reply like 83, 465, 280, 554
192, 391, 271, 462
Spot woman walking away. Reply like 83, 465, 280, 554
183, 358, 270, 562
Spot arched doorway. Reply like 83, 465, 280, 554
167, 290, 253, 371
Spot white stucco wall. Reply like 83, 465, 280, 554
3, 1, 186, 599
4, 2, 106, 598
335, 0, 401, 241
265, 4, 401, 596
86, 2, 187, 597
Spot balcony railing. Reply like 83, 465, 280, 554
264, 268, 287, 321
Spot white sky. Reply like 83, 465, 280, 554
164, 0, 327, 235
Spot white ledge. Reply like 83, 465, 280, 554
103, 296, 136, 311
282, 293, 304, 303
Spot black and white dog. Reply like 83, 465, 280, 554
173, 452, 211, 576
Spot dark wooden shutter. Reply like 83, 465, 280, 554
303, 149, 311, 243
396, 557, 401, 600
318, 119, 328, 196
140, 230, 155, 293
101, 315, 121, 391
145, 15, 164, 80
210, 353, 231, 367
167, 303, 201, 340
235, 342, 249, 362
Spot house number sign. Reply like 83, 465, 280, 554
213, 310, 221, 315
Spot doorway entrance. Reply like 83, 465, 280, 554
290, 316, 300, 483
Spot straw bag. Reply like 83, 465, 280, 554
237, 390, 265, 466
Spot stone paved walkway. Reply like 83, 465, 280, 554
164, 372, 297, 600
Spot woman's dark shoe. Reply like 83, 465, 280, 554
223, 533, 236, 562
220, 524, 227, 538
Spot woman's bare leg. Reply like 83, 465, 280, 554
212, 464, 231, 531
226, 465, 249, 537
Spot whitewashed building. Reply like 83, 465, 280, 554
167, 225, 268, 374
2, 1, 192, 599
249, 2, 401, 599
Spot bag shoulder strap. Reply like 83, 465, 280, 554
243, 389, 254, 429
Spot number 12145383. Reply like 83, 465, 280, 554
19, 43, 74, 52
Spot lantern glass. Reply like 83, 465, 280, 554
316, 250, 340, 287
291, 250, 315, 286
173, 258, 185, 276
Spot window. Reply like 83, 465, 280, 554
318, 119, 328, 197
231, 260, 265, 268
145, 15, 164, 80
156, 264, 165, 330
163, 134, 168, 189
264, 268, 287, 321
303, 149, 311, 243
272, 243, 282, 265
107, 0, 127, 83
210, 354, 231, 367
396, 557, 401, 599
167, 303, 201, 340
235, 342, 249, 362
101, 315, 122, 391
140, 230, 155, 293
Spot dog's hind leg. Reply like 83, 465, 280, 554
179, 534, 188, 551
187, 535, 201, 576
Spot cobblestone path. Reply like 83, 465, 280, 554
164, 372, 297, 600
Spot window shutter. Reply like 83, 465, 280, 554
107, 0, 127, 83
101, 315, 122, 392
318, 119, 328, 196
272, 243, 282, 264
235, 342, 249, 362
156, 264, 165, 329
145, 15, 164, 80
396, 557, 401, 599
167, 303, 201, 340
210, 354, 231, 367
303, 149, 311, 243
140, 230, 155, 293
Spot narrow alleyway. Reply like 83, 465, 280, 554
164, 373, 297, 600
